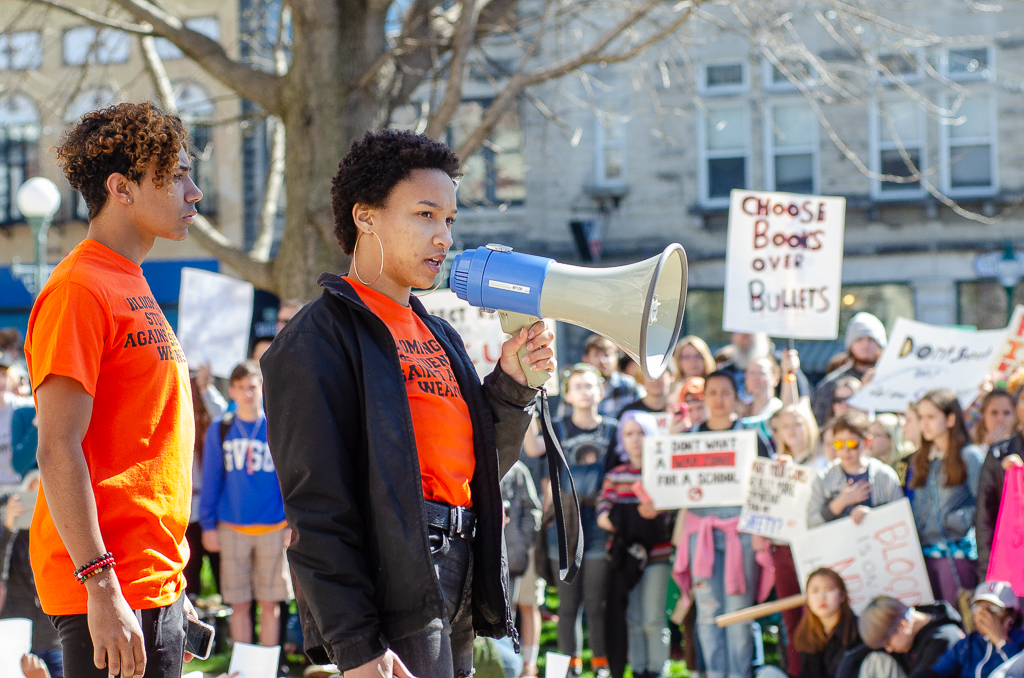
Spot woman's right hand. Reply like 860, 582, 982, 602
4, 496, 24, 531
347, 650, 416, 678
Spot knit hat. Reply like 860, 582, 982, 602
972, 581, 1019, 611
845, 312, 887, 350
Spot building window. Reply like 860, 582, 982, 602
680, 289, 731, 347
174, 82, 218, 216
940, 94, 996, 195
876, 51, 922, 84
958, 280, 1024, 330
594, 111, 625, 187
700, 106, 749, 205
763, 60, 816, 91
63, 87, 117, 124
448, 101, 525, 209
838, 284, 915, 337
155, 18, 220, 60
766, 102, 817, 194
871, 99, 925, 198
699, 62, 748, 95
0, 94, 39, 225
63, 26, 130, 65
0, 32, 42, 71
943, 46, 993, 81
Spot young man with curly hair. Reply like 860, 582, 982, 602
260, 129, 556, 678
24, 102, 203, 678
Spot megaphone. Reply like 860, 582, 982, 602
449, 243, 688, 388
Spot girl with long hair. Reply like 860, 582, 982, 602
972, 389, 1019, 453
792, 568, 860, 678
673, 336, 716, 380
867, 413, 913, 468
909, 389, 985, 607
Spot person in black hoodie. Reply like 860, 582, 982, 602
261, 130, 556, 678
836, 597, 965, 678
975, 389, 1024, 580
791, 568, 861, 678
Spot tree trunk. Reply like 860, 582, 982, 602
271, 0, 387, 300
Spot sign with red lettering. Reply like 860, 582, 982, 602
988, 305, 1024, 380
722, 189, 846, 339
791, 498, 934, 614
642, 430, 757, 509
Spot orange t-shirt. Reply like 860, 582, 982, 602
349, 278, 476, 507
25, 238, 193, 615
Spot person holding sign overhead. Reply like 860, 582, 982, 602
806, 412, 904, 528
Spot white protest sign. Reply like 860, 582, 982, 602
642, 430, 757, 509
737, 458, 814, 542
228, 642, 281, 678
0, 618, 31, 677
989, 305, 1024, 377
791, 498, 934, 614
545, 652, 572, 678
723, 189, 847, 340
847, 318, 1004, 412
177, 268, 254, 379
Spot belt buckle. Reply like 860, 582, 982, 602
449, 506, 461, 540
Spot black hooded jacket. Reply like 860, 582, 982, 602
260, 274, 537, 670
976, 434, 1022, 579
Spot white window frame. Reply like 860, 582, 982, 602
63, 26, 130, 65
941, 45, 995, 82
939, 92, 998, 197
697, 61, 749, 96
0, 31, 42, 71
698, 105, 751, 208
593, 110, 626, 188
760, 59, 817, 92
875, 49, 924, 85
869, 97, 927, 200
763, 100, 819, 194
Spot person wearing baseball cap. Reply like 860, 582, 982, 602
928, 582, 1024, 678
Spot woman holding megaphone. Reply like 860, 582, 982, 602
261, 129, 556, 678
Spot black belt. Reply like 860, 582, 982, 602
424, 500, 477, 541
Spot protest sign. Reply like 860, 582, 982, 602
791, 498, 934, 614
0, 617, 31, 677
847, 318, 1003, 412
641, 430, 756, 509
989, 305, 1024, 377
176, 268, 254, 379
228, 642, 281, 678
986, 466, 1024, 595
722, 189, 847, 340
737, 458, 814, 542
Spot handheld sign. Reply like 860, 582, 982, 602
0, 618, 31, 677
989, 305, 1024, 379
723, 189, 846, 340
848, 318, 1004, 412
791, 498, 933, 614
177, 268, 254, 379
641, 430, 756, 509
737, 458, 814, 542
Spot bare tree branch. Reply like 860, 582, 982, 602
425, 0, 480, 138
138, 35, 175, 110
189, 214, 275, 288
102, 0, 284, 114
28, 0, 153, 34
251, 117, 286, 261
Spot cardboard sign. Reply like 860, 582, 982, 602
641, 430, 757, 509
723, 190, 847, 340
986, 466, 1024, 595
989, 305, 1024, 377
176, 268, 254, 379
791, 498, 934, 614
737, 458, 814, 542
848, 318, 1004, 412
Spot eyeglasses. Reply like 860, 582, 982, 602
832, 439, 861, 450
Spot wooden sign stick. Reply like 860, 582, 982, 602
714, 594, 807, 628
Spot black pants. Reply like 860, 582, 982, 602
49, 593, 186, 678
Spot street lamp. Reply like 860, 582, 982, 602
15, 177, 61, 298
996, 242, 1023, 324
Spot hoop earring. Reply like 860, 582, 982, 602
413, 257, 446, 298
351, 231, 384, 286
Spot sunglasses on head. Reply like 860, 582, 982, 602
832, 439, 861, 450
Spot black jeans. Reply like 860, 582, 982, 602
49, 593, 186, 678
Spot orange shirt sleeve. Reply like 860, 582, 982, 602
28, 282, 111, 398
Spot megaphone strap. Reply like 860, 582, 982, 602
538, 391, 584, 584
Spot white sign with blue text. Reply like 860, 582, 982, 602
737, 458, 814, 543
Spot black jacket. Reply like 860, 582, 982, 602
836, 602, 963, 678
261, 275, 537, 670
976, 434, 1021, 579
800, 615, 859, 678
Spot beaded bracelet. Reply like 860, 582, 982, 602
74, 552, 115, 584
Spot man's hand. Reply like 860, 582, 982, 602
974, 606, 1009, 646
829, 480, 870, 516
202, 529, 220, 553
850, 505, 870, 525
85, 569, 146, 677
21, 654, 51, 678
346, 649, 416, 678
182, 596, 198, 662
499, 320, 556, 388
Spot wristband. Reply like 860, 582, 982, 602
74, 552, 115, 584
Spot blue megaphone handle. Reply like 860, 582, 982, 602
449, 246, 552, 316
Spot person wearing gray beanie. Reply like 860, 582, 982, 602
811, 313, 887, 425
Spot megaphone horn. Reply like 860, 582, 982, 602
450, 243, 688, 387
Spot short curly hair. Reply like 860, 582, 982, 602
54, 102, 189, 219
330, 129, 462, 254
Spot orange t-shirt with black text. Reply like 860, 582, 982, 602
349, 278, 476, 507
25, 239, 193, 615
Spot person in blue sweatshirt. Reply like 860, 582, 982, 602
927, 582, 1024, 678
200, 360, 292, 647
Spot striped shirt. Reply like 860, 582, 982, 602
598, 464, 674, 562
